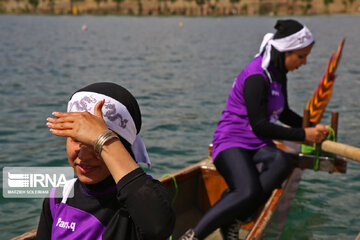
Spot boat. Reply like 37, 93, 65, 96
160, 138, 347, 240
12, 39, 348, 240
11, 136, 348, 240
158, 38, 348, 240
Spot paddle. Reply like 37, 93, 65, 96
306, 38, 345, 123
321, 140, 360, 163
301, 39, 354, 165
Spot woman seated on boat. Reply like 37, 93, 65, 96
36, 82, 175, 240
179, 19, 330, 240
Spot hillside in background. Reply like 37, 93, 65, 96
1, 0, 360, 16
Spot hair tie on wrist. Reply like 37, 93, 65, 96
94, 130, 119, 155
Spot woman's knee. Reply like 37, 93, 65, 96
273, 150, 293, 179
233, 186, 263, 207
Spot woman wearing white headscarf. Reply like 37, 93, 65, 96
37, 82, 175, 240
180, 19, 330, 240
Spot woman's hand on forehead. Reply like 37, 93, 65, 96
47, 100, 108, 146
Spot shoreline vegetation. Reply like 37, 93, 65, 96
1, 0, 360, 16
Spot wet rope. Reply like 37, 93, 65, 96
161, 173, 179, 240
301, 126, 336, 171
161, 173, 178, 206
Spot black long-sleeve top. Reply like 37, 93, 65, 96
36, 168, 175, 240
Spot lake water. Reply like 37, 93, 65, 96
0, 15, 360, 239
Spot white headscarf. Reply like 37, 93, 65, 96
68, 91, 151, 169
255, 25, 314, 82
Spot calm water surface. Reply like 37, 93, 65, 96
0, 15, 360, 239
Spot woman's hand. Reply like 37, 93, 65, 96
304, 124, 330, 143
47, 100, 108, 146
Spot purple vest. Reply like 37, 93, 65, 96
212, 56, 285, 160
49, 179, 106, 240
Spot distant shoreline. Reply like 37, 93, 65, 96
1, 0, 360, 16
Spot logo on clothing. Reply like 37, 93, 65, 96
298, 31, 312, 44
271, 90, 280, 96
269, 108, 284, 123
56, 218, 76, 232
3, 167, 74, 198
103, 103, 128, 128
68, 96, 128, 129
68, 96, 97, 112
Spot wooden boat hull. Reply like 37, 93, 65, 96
160, 158, 300, 240
12, 141, 347, 240
159, 141, 347, 240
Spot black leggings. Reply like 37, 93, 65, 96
193, 145, 292, 239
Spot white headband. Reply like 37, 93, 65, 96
256, 26, 314, 82
67, 91, 151, 168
